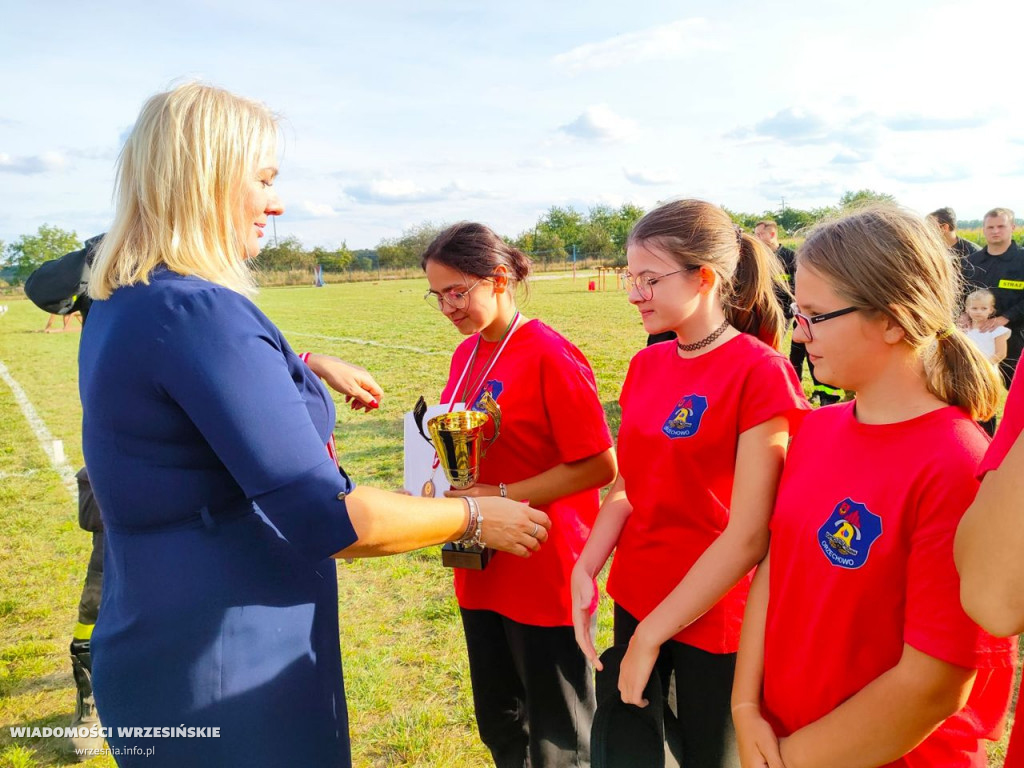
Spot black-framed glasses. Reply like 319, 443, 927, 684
424, 278, 488, 311
790, 303, 859, 341
624, 266, 698, 301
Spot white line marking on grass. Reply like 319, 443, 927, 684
0, 360, 77, 499
281, 331, 449, 356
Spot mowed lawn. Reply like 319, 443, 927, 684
0, 273, 1014, 767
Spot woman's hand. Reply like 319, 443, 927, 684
444, 483, 501, 498
618, 626, 659, 707
306, 354, 383, 411
734, 705, 785, 768
475, 497, 550, 558
571, 564, 602, 668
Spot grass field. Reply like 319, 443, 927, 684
0, 273, 1014, 767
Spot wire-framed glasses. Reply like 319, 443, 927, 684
623, 266, 698, 301
424, 278, 488, 311
790, 303, 859, 341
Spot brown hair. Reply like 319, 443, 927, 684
928, 207, 957, 230
628, 200, 786, 348
798, 205, 1000, 420
421, 222, 531, 293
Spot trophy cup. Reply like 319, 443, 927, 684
414, 392, 502, 570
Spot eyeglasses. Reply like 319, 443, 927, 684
624, 266, 698, 301
424, 278, 488, 311
790, 303, 859, 341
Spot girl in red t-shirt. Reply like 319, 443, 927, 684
734, 206, 1013, 768
572, 200, 809, 766
957, 359, 1024, 768
421, 222, 617, 768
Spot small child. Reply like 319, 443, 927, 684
964, 289, 1010, 366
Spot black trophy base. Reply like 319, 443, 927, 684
441, 543, 493, 570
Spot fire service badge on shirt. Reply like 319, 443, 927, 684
662, 394, 708, 439
817, 497, 883, 569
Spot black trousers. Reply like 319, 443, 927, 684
460, 608, 594, 768
614, 605, 739, 768
76, 467, 104, 626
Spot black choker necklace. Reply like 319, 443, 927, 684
676, 320, 730, 352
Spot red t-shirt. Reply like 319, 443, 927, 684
978, 375, 1024, 768
439, 319, 613, 627
607, 334, 809, 653
764, 402, 1014, 767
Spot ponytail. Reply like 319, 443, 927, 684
926, 329, 1001, 421
728, 232, 787, 349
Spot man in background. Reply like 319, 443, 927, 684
928, 207, 980, 259
964, 208, 1024, 386
24, 234, 105, 758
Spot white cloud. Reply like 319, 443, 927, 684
559, 105, 638, 143
883, 115, 987, 132
0, 151, 67, 175
553, 19, 719, 72
301, 201, 338, 218
517, 156, 554, 169
344, 178, 468, 206
624, 166, 672, 185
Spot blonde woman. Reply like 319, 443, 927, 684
80, 83, 548, 768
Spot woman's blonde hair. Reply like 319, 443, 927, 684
798, 205, 1001, 420
90, 82, 279, 299
627, 199, 787, 348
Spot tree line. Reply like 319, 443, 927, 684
4, 190, 1014, 285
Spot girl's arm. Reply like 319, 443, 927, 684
956, 427, 1024, 635
779, 645, 975, 768
572, 471, 633, 666
445, 448, 617, 506
617, 416, 789, 705
992, 332, 1008, 365
732, 555, 785, 768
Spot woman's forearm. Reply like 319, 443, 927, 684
337, 485, 469, 557
337, 485, 548, 559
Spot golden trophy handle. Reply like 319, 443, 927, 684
478, 391, 502, 455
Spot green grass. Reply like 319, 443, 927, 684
0, 274, 1015, 766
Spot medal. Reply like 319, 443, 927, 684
422, 478, 435, 497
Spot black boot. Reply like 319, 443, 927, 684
69, 639, 104, 755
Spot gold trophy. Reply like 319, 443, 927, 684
414, 392, 502, 569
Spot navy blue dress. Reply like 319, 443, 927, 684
79, 268, 359, 767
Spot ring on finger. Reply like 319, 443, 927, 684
531, 522, 540, 538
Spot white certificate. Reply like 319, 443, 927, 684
403, 402, 465, 496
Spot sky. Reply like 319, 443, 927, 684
2, 0, 1023, 250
